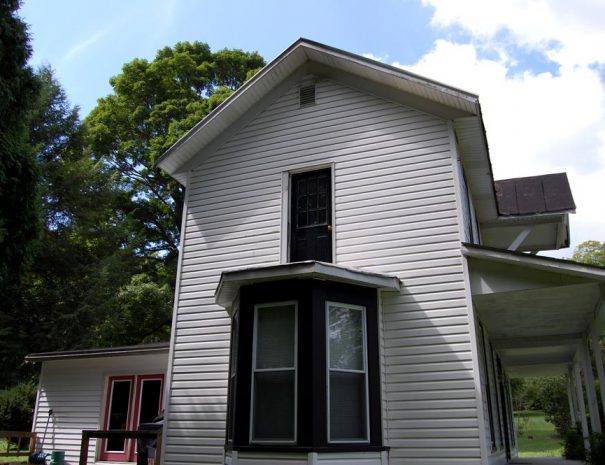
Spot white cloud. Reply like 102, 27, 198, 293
397, 2, 605, 255
63, 27, 111, 62
362, 52, 389, 63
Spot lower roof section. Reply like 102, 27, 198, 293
25, 342, 170, 362
462, 243, 605, 377
215, 260, 402, 310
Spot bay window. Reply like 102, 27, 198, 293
225, 277, 383, 452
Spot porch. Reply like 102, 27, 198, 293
510, 459, 583, 465
464, 243, 605, 456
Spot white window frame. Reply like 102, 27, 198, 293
325, 301, 370, 443
249, 301, 298, 444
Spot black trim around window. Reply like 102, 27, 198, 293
226, 279, 383, 451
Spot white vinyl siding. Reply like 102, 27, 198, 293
165, 77, 479, 464
31, 353, 167, 465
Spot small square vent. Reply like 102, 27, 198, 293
299, 84, 316, 107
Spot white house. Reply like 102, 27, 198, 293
29, 38, 605, 465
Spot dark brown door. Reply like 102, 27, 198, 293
290, 169, 332, 262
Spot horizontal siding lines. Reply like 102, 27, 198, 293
337, 189, 456, 220
191, 126, 448, 187
337, 178, 455, 208
337, 230, 460, 257
336, 155, 452, 187
336, 201, 457, 229
218, 98, 431, 157
337, 212, 457, 238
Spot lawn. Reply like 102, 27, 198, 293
514, 410, 564, 457
0, 438, 31, 463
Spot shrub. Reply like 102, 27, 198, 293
588, 432, 605, 465
0, 381, 37, 431
563, 423, 586, 460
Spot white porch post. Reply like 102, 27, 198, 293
581, 341, 602, 433
573, 361, 591, 450
567, 369, 577, 425
591, 329, 605, 423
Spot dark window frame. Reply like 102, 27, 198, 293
226, 279, 383, 452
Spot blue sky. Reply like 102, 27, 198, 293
19, 0, 605, 256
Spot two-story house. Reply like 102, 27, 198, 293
28, 38, 605, 465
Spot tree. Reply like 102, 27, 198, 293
0, 0, 40, 289
85, 42, 265, 267
572, 240, 605, 267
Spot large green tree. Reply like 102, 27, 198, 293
0, 0, 40, 289
85, 42, 264, 266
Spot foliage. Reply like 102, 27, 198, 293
0, 0, 40, 290
84, 41, 265, 265
571, 240, 605, 267
563, 423, 586, 460
0, 3, 265, 399
588, 432, 605, 465
512, 376, 570, 436
0, 381, 37, 431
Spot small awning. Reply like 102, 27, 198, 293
462, 243, 605, 377
215, 260, 402, 310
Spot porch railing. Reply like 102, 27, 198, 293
79, 430, 162, 465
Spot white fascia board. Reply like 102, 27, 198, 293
462, 244, 605, 281
25, 342, 170, 362
215, 261, 401, 309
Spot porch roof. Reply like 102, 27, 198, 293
462, 243, 605, 377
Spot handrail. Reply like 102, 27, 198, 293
79, 430, 162, 465
0, 431, 36, 458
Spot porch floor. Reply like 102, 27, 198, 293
511, 458, 583, 465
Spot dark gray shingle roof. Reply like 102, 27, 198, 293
495, 173, 576, 216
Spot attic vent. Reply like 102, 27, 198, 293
299, 84, 316, 107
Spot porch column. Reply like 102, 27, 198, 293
567, 370, 577, 425
573, 361, 590, 450
591, 329, 605, 422
580, 342, 602, 433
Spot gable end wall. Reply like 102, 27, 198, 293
164, 77, 482, 465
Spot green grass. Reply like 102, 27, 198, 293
514, 410, 564, 457
0, 438, 30, 463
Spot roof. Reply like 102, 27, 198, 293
495, 173, 576, 216
25, 342, 170, 362
462, 242, 605, 279
215, 260, 402, 309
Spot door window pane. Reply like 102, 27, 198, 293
107, 380, 132, 450
138, 380, 162, 425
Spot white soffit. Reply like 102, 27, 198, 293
157, 38, 485, 185
215, 260, 402, 309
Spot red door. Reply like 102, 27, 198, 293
100, 374, 164, 462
